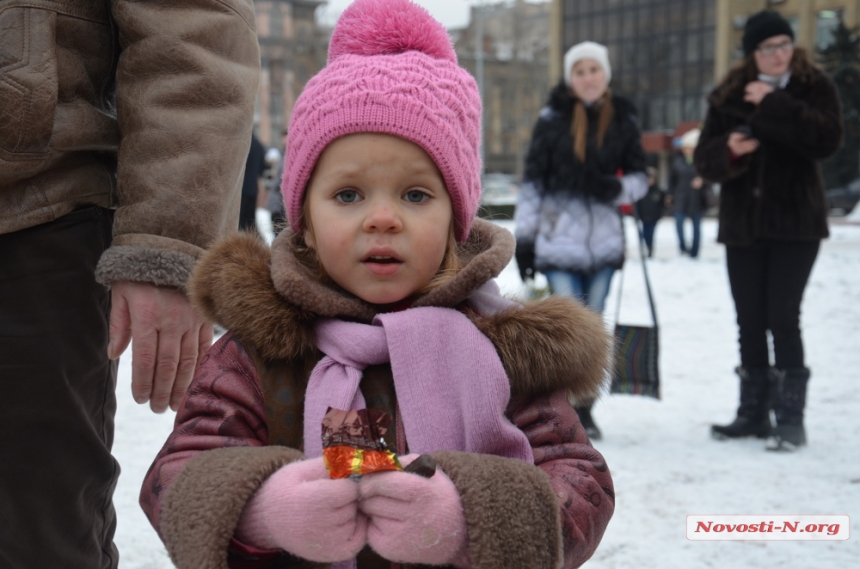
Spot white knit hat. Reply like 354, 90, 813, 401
681, 128, 701, 148
563, 41, 612, 85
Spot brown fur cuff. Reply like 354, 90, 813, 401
160, 446, 305, 569
431, 451, 562, 569
95, 245, 197, 290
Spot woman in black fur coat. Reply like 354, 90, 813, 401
515, 41, 648, 440
694, 10, 843, 451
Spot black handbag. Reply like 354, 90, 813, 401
610, 210, 660, 399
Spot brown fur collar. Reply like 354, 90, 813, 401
189, 218, 610, 398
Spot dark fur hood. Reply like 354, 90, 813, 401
188, 218, 612, 400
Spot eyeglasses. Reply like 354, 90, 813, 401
757, 40, 794, 57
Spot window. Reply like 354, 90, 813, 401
622, 9, 636, 38
686, 0, 702, 28
816, 10, 844, 50
686, 32, 701, 63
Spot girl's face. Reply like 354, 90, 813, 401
754, 34, 793, 76
304, 133, 453, 306
570, 58, 608, 104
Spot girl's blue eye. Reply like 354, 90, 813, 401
336, 189, 361, 203
404, 189, 429, 203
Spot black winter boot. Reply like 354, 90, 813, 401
767, 367, 810, 452
575, 405, 602, 441
711, 367, 774, 440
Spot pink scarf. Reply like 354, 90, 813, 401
302, 305, 534, 464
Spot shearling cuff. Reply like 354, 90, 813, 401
431, 451, 562, 569
95, 244, 198, 290
160, 446, 309, 569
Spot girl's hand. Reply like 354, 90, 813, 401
743, 81, 774, 105
359, 454, 469, 567
236, 457, 367, 562
727, 132, 760, 157
691, 176, 703, 190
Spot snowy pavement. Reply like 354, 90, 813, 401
111, 217, 860, 568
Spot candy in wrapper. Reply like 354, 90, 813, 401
321, 408, 403, 479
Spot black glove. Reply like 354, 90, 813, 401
581, 167, 623, 203
515, 240, 535, 282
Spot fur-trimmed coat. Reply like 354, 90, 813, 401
694, 66, 842, 246
0, 0, 260, 289
515, 82, 648, 275
139, 219, 615, 569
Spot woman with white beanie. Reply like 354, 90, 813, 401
515, 41, 649, 440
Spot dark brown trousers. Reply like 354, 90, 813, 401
0, 206, 119, 569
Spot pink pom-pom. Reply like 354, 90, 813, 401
328, 0, 455, 63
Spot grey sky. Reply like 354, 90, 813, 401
319, 0, 547, 30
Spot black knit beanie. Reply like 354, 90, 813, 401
743, 10, 794, 56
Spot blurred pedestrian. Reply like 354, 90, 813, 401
695, 9, 842, 451
240, 132, 267, 233
636, 166, 666, 257
265, 129, 289, 235
515, 41, 649, 439
0, 1, 259, 567
668, 128, 710, 258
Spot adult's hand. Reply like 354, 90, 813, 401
727, 132, 760, 157
108, 281, 213, 413
743, 81, 774, 106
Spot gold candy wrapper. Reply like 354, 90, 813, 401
321, 408, 403, 479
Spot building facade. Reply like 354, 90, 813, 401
254, 0, 327, 148
550, 1, 860, 134
454, 0, 552, 176
553, 0, 717, 136
716, 1, 860, 79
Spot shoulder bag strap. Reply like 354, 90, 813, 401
613, 208, 659, 328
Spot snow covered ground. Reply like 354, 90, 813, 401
112, 216, 860, 568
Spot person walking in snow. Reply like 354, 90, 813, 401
668, 128, 710, 259
695, 10, 843, 451
636, 166, 666, 257
139, 2, 615, 568
514, 41, 649, 440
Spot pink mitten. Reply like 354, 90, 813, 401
358, 454, 469, 567
235, 456, 367, 562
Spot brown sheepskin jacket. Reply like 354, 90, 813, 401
0, 0, 260, 288
140, 219, 616, 569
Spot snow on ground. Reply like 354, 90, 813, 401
112, 217, 860, 568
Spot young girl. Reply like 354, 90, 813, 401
140, 1, 615, 568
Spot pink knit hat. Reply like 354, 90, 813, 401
282, 0, 482, 242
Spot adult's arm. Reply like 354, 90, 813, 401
515, 114, 554, 243
100, 0, 259, 285
749, 77, 843, 160
95, 0, 261, 410
607, 111, 648, 206
694, 103, 752, 183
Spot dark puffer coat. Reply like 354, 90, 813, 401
669, 154, 710, 217
694, 65, 842, 246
